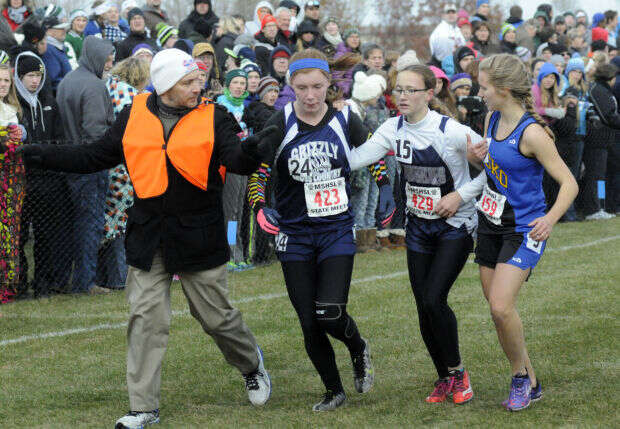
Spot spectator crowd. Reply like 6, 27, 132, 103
0, 0, 618, 303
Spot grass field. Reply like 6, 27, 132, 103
1, 218, 619, 428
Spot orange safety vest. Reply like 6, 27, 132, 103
122, 93, 225, 199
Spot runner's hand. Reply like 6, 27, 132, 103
434, 191, 462, 218
528, 215, 553, 241
243, 125, 279, 160
377, 184, 396, 227
467, 134, 487, 163
257, 207, 281, 235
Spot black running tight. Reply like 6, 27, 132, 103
281, 255, 365, 393
407, 235, 473, 378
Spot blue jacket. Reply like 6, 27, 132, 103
41, 44, 72, 92
84, 20, 102, 37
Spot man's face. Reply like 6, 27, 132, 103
564, 15, 575, 28
444, 10, 457, 24
477, 4, 490, 17
130, 15, 145, 32
106, 6, 120, 24
305, 6, 320, 20
273, 57, 289, 75
277, 11, 291, 32
228, 76, 247, 98
165, 70, 202, 108
21, 71, 42, 93
47, 28, 66, 42
195, 2, 209, 15
364, 49, 384, 71
263, 22, 278, 40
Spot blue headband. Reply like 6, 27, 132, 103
289, 58, 330, 75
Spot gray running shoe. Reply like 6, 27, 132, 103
312, 390, 346, 411
352, 338, 374, 393
115, 410, 159, 428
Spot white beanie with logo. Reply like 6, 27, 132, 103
150, 49, 198, 95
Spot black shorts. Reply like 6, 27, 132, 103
474, 231, 546, 272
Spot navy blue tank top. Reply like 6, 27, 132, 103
477, 111, 546, 234
273, 103, 354, 234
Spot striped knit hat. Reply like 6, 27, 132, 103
449, 73, 472, 91
156, 22, 178, 48
257, 76, 279, 100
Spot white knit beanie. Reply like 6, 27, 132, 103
352, 71, 387, 102
396, 50, 420, 72
150, 49, 198, 95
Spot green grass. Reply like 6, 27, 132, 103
2, 219, 619, 428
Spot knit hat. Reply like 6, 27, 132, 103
69, 9, 88, 24
132, 44, 154, 57
257, 76, 279, 99
501, 23, 516, 38
22, 22, 46, 44
342, 28, 359, 41
323, 16, 338, 29
42, 16, 70, 31
457, 17, 471, 28
537, 62, 560, 87
238, 47, 257, 62
515, 46, 531, 61
591, 27, 609, 43
193, 42, 214, 58
352, 71, 386, 102
127, 7, 144, 23
150, 48, 198, 95
241, 59, 261, 76
93, 2, 114, 16
17, 54, 44, 77
565, 57, 584, 76
533, 10, 549, 24
575, 11, 586, 19
156, 23, 178, 47
272, 48, 291, 59
173, 39, 194, 55
395, 50, 420, 71
121, 0, 139, 12
549, 54, 565, 66
225, 68, 248, 87
592, 13, 605, 27
260, 14, 277, 32
476, 0, 489, 8
195, 0, 210, 5
457, 9, 469, 20
455, 46, 475, 63
449, 72, 472, 91
0, 50, 9, 65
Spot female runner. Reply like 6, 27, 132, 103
248, 48, 395, 411
474, 53, 578, 410
346, 64, 487, 405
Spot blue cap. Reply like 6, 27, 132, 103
565, 58, 584, 76
476, 0, 489, 8
592, 12, 605, 27
537, 62, 560, 87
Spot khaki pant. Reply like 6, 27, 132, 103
125, 251, 259, 411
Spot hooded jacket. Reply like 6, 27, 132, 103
245, 1, 274, 36
41, 36, 72, 93
56, 36, 115, 146
14, 51, 63, 144
179, 0, 218, 39
215, 31, 237, 76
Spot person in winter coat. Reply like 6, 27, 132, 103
429, 4, 466, 65
65, 9, 88, 61
242, 76, 279, 133
318, 16, 341, 58
102, 4, 128, 44
295, 20, 320, 51
179, 0, 218, 39
268, 44, 291, 88
13, 51, 72, 298
56, 36, 115, 294
350, 43, 384, 78
611, 55, 620, 105
254, 14, 280, 77
333, 28, 361, 97
298, 0, 321, 27
473, 0, 489, 22
245, 1, 274, 36
115, 8, 158, 62
500, 24, 518, 54
40, 16, 71, 94
470, 21, 499, 56
442, 45, 475, 79
155, 22, 178, 49
241, 59, 262, 107
215, 16, 242, 77
141, 0, 169, 36
193, 42, 222, 99
2, 0, 31, 31
83, 1, 112, 38
274, 6, 296, 50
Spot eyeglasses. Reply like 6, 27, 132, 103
393, 87, 428, 96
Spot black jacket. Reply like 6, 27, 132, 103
17, 89, 63, 144
179, 8, 219, 39
587, 80, 620, 148
25, 93, 261, 273
215, 32, 236, 76
115, 31, 158, 61
242, 100, 276, 133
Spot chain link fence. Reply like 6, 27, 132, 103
0, 139, 278, 301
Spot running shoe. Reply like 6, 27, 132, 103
530, 380, 543, 401
504, 375, 531, 411
425, 378, 454, 403
115, 409, 159, 428
451, 369, 473, 404
243, 345, 271, 406
312, 390, 347, 411
352, 338, 374, 393
585, 210, 615, 220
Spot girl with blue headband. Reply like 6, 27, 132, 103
246, 48, 395, 411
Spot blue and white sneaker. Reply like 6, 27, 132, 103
530, 380, 543, 401
504, 375, 531, 411
115, 409, 159, 428
243, 346, 272, 406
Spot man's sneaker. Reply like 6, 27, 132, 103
425, 378, 454, 403
312, 390, 347, 411
115, 410, 159, 429
530, 379, 543, 401
352, 338, 374, 393
504, 375, 532, 411
243, 346, 271, 406
585, 210, 615, 220
451, 369, 473, 404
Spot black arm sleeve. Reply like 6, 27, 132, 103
213, 104, 261, 175
260, 110, 286, 164
348, 111, 370, 147
32, 105, 128, 173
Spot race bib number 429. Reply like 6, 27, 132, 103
405, 184, 441, 219
304, 177, 348, 217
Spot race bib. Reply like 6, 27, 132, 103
526, 234, 543, 254
275, 232, 288, 252
405, 183, 441, 219
304, 177, 348, 217
476, 185, 506, 225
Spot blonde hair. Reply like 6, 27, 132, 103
218, 16, 242, 35
540, 76, 560, 108
0, 65, 22, 119
109, 57, 150, 90
289, 48, 330, 81
479, 53, 554, 141
567, 69, 587, 94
